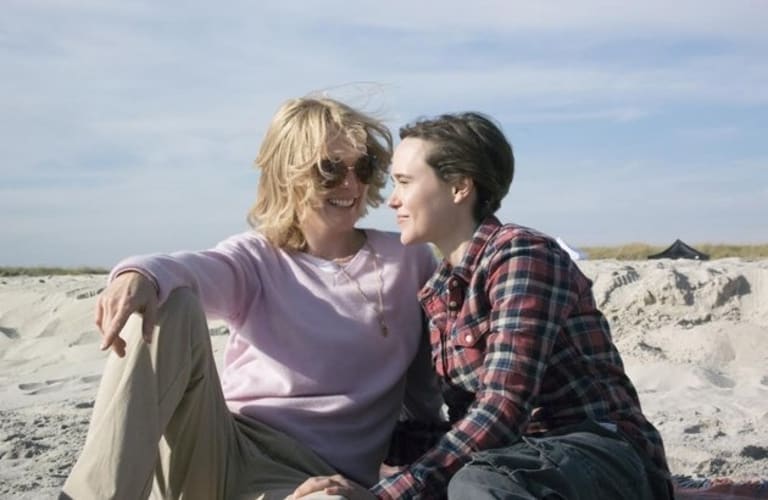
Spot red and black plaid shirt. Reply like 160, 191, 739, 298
373, 217, 670, 499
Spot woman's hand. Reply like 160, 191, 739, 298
293, 474, 375, 499
95, 271, 159, 357
379, 463, 405, 480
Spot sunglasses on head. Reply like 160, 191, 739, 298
315, 154, 377, 189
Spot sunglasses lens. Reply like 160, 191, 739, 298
355, 155, 376, 184
317, 160, 345, 188
316, 155, 377, 187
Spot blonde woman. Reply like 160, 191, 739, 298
62, 97, 441, 500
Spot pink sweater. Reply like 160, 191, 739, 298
112, 229, 438, 486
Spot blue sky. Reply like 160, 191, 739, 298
2, 0, 766, 267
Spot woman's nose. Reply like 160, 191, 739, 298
387, 190, 399, 208
342, 167, 357, 187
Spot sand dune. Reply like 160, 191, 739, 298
1, 259, 766, 498
578, 258, 768, 481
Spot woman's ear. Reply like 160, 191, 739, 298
451, 176, 474, 204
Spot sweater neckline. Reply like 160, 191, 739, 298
297, 229, 374, 274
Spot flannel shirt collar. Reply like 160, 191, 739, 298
419, 215, 503, 301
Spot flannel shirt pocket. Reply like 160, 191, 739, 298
453, 317, 490, 348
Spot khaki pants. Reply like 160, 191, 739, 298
62, 288, 344, 500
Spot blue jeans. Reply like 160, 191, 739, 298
447, 422, 658, 500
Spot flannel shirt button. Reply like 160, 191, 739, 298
464, 334, 473, 343
448, 300, 458, 309
449, 279, 458, 288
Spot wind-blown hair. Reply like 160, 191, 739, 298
248, 97, 392, 250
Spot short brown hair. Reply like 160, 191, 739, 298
399, 112, 513, 222
248, 97, 392, 250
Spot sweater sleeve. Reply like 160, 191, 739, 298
109, 233, 262, 325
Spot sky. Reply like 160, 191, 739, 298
2, 0, 767, 267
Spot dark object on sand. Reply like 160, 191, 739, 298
648, 240, 710, 261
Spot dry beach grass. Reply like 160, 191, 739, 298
580, 243, 768, 260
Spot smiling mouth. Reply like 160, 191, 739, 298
328, 198, 356, 208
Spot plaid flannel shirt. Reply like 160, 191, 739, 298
372, 216, 670, 499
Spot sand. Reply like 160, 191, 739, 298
1, 258, 767, 498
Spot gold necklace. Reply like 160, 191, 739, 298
336, 244, 388, 337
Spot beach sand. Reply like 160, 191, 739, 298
1, 258, 767, 498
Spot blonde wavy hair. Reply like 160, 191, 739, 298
248, 97, 392, 251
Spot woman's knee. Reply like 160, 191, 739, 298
448, 467, 484, 500
154, 287, 210, 346
448, 464, 533, 500
158, 287, 206, 324
160, 287, 203, 316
